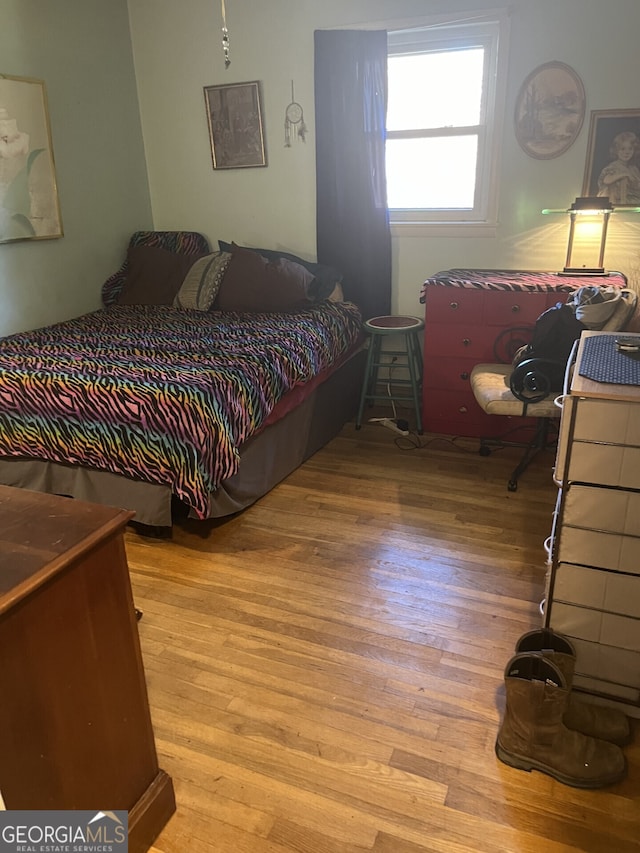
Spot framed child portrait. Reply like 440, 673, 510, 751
582, 108, 640, 206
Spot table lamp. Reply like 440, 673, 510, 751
542, 196, 614, 276
562, 196, 613, 275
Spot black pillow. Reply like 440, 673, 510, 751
218, 240, 341, 301
215, 245, 314, 313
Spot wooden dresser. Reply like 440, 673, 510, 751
0, 486, 175, 853
420, 269, 628, 437
545, 331, 640, 712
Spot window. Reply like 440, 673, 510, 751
386, 15, 508, 229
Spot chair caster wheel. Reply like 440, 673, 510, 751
479, 445, 491, 457
508, 480, 518, 492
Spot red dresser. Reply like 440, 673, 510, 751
420, 269, 627, 438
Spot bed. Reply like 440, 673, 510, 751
0, 231, 365, 528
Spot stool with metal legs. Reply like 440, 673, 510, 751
356, 315, 424, 433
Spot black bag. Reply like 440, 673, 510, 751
510, 303, 585, 399
513, 302, 587, 367
514, 303, 586, 367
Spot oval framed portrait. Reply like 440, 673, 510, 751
514, 61, 585, 160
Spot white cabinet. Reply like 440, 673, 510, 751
546, 331, 640, 710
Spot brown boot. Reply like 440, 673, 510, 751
496, 653, 626, 788
516, 628, 631, 746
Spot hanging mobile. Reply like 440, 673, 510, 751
284, 80, 307, 146
220, 0, 230, 68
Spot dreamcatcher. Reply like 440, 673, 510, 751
220, 0, 230, 68
284, 81, 307, 146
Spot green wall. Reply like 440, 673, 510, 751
129, 0, 640, 316
0, 0, 152, 336
3, 0, 639, 336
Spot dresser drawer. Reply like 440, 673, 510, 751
424, 284, 561, 327
422, 388, 532, 437
482, 289, 548, 327
563, 484, 640, 537
571, 398, 640, 445
549, 601, 640, 653
567, 442, 640, 488
423, 386, 485, 422
555, 395, 640, 484
424, 357, 476, 390
570, 637, 640, 690
558, 526, 640, 575
553, 562, 640, 617
424, 324, 497, 360
424, 286, 485, 324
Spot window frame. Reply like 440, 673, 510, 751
386, 12, 509, 234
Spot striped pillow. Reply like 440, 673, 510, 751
173, 251, 232, 311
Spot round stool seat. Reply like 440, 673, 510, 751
365, 315, 424, 334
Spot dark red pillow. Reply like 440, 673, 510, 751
215, 245, 314, 313
116, 246, 202, 305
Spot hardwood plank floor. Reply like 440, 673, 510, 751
129, 422, 639, 853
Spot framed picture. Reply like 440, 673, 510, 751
203, 80, 267, 170
514, 61, 585, 160
582, 109, 640, 206
0, 74, 63, 243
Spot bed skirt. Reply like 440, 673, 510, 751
0, 347, 366, 528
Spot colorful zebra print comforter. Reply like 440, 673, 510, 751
0, 302, 362, 518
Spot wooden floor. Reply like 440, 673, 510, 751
127, 422, 639, 853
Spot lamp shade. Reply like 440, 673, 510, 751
563, 196, 613, 275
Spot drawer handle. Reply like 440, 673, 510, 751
511, 304, 521, 313
450, 301, 459, 310
459, 406, 467, 413
460, 371, 469, 380
462, 338, 471, 346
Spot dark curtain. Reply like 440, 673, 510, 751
314, 30, 391, 321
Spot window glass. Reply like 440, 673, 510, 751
386, 49, 484, 131
386, 137, 478, 209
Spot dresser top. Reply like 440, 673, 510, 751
573, 331, 640, 403
0, 486, 132, 612
421, 269, 628, 302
